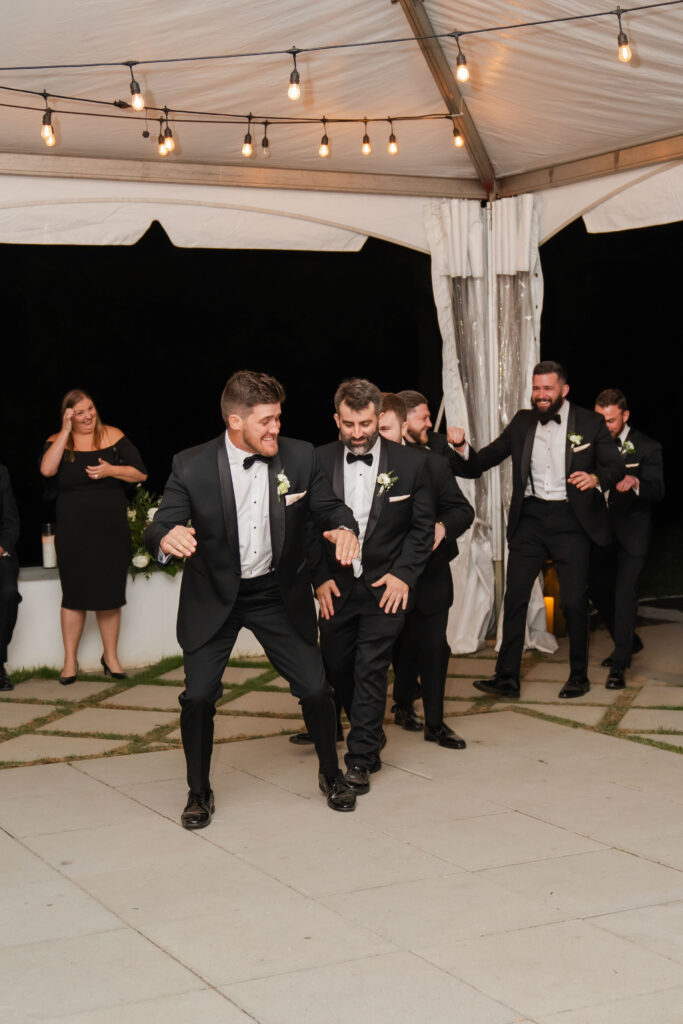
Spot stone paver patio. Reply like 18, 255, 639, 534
1, 618, 683, 1022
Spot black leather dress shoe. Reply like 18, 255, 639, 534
180, 789, 215, 830
0, 668, 13, 691
606, 668, 626, 689
392, 702, 424, 731
318, 771, 357, 811
425, 722, 467, 749
473, 675, 520, 699
558, 677, 590, 698
344, 764, 370, 794
289, 724, 344, 746
601, 634, 643, 668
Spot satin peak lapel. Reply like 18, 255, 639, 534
216, 438, 240, 567
268, 451, 286, 567
364, 439, 389, 546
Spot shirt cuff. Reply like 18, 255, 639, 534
157, 548, 172, 565
450, 442, 470, 458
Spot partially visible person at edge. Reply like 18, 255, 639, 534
40, 389, 147, 684
589, 388, 664, 689
379, 392, 474, 749
465, 360, 624, 700
0, 464, 21, 690
145, 370, 361, 830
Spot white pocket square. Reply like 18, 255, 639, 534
388, 493, 410, 503
625, 462, 640, 469
285, 491, 306, 506
571, 443, 591, 453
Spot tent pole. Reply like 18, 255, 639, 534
485, 202, 504, 618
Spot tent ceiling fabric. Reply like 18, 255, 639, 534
1, 0, 680, 185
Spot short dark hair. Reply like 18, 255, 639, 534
396, 389, 429, 413
533, 360, 567, 383
334, 378, 381, 414
221, 370, 286, 423
595, 388, 628, 411
380, 392, 407, 423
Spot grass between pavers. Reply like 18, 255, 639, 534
1, 649, 682, 768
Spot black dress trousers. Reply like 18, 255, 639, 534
497, 497, 591, 680
0, 556, 20, 664
589, 542, 644, 670
393, 606, 451, 728
180, 573, 338, 793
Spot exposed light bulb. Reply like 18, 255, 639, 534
261, 134, 271, 159
157, 132, 169, 156
288, 68, 301, 101
318, 134, 330, 158
388, 132, 399, 155
453, 126, 464, 148
130, 79, 145, 111
163, 127, 175, 152
44, 131, 56, 147
617, 31, 632, 62
361, 121, 372, 156
455, 53, 470, 83
242, 132, 253, 158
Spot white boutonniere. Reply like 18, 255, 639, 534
620, 439, 635, 456
568, 433, 584, 451
276, 471, 290, 501
377, 470, 398, 496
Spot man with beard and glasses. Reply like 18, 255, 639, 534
589, 389, 664, 689
146, 370, 361, 828
468, 361, 623, 700
304, 379, 433, 796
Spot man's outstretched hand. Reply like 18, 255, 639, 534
160, 525, 197, 559
371, 573, 409, 614
323, 529, 360, 566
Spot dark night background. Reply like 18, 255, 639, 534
0, 215, 679, 592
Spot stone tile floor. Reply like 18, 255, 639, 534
0, 619, 682, 1022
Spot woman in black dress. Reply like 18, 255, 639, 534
40, 389, 147, 683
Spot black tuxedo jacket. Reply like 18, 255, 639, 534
0, 465, 20, 557
415, 449, 474, 615
609, 427, 664, 556
308, 438, 434, 608
145, 435, 358, 653
419, 431, 482, 479
475, 404, 624, 545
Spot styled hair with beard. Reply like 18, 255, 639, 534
396, 389, 429, 413
595, 388, 628, 411
533, 360, 567, 383
221, 371, 286, 424
380, 392, 407, 424
334, 378, 381, 415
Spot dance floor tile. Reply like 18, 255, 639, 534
537, 988, 683, 1024
223, 951, 518, 1024
620, 708, 683, 731
167, 715, 294, 742
443, 701, 476, 715
522, 661, 576, 681
0, 876, 121, 948
591, 900, 683, 966
448, 657, 498, 676
444, 677, 481, 697
0, 702, 57, 728
0, 734, 126, 763
515, 680, 617, 704
224, 691, 302, 716
502, 703, 608, 725
44, 990, 253, 1024
75, 747, 188, 786
37, 707, 177, 736
264, 675, 291, 689
158, 665, 265, 684
420, 920, 683, 1018
100, 684, 184, 710
636, 733, 683, 750
1, 679, 113, 702
631, 684, 683, 706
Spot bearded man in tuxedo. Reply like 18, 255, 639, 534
470, 361, 624, 699
306, 378, 434, 796
589, 389, 664, 688
146, 371, 361, 828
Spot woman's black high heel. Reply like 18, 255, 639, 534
101, 655, 128, 680
59, 662, 78, 686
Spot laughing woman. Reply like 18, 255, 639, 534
40, 389, 147, 684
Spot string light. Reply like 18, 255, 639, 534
455, 37, 470, 83
162, 107, 175, 152
287, 47, 301, 101
40, 110, 55, 146
126, 62, 145, 111
318, 117, 330, 158
241, 115, 253, 157
616, 6, 633, 62
361, 118, 372, 156
261, 120, 271, 158
452, 121, 464, 148
157, 117, 168, 156
387, 118, 399, 155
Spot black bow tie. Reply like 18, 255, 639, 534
539, 414, 561, 426
242, 453, 271, 469
615, 437, 623, 447
346, 452, 373, 466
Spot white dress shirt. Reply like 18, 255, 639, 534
525, 399, 570, 500
225, 433, 273, 579
343, 437, 380, 577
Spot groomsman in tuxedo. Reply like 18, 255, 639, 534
307, 379, 434, 795
589, 389, 664, 688
396, 389, 480, 478
378, 394, 474, 748
0, 465, 21, 690
146, 371, 361, 827
470, 361, 623, 699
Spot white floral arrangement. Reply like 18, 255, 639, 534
620, 439, 635, 456
568, 433, 584, 451
276, 471, 290, 501
127, 486, 180, 578
377, 470, 399, 496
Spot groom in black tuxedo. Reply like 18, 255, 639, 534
307, 379, 434, 795
146, 371, 361, 827
470, 361, 624, 699
589, 389, 664, 688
